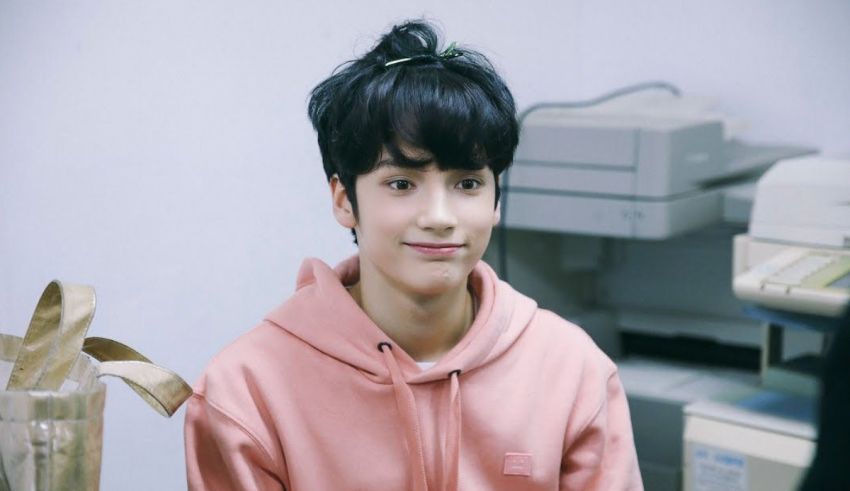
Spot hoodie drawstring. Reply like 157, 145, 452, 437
378, 342, 462, 491
444, 369, 462, 491
379, 343, 429, 491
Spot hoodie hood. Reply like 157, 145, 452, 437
265, 255, 537, 384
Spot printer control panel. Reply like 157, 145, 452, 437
734, 248, 850, 317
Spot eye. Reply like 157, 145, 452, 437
458, 178, 482, 191
388, 179, 413, 191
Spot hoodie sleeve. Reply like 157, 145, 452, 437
184, 393, 288, 491
560, 370, 643, 491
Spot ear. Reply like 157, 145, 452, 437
330, 175, 357, 229
492, 200, 501, 226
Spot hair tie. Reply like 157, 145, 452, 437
384, 42, 464, 68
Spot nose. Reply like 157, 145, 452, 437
416, 188, 457, 232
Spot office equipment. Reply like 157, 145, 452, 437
678, 309, 832, 491
734, 247, 850, 317
619, 358, 758, 491
506, 92, 814, 238
683, 391, 816, 491
733, 156, 850, 317
729, 156, 850, 398
677, 157, 850, 489
747, 156, 850, 248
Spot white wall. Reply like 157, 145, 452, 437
1, 1, 847, 489
568, 1, 850, 153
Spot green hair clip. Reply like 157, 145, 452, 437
384, 42, 464, 68
440, 42, 462, 59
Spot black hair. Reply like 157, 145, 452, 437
307, 20, 519, 237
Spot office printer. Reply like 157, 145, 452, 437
733, 156, 850, 317
506, 92, 814, 238
676, 156, 850, 491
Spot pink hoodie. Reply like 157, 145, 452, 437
184, 256, 642, 490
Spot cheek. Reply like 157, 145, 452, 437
462, 205, 498, 246
356, 198, 408, 244
468, 199, 499, 227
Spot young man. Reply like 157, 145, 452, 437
185, 20, 643, 490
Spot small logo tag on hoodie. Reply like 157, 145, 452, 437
503, 453, 532, 476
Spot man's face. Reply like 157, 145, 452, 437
331, 146, 500, 297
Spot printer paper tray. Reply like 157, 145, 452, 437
504, 188, 723, 239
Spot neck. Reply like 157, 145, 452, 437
350, 263, 473, 362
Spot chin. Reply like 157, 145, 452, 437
404, 265, 472, 296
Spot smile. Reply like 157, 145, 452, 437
405, 243, 463, 256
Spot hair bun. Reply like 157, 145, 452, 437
371, 21, 441, 65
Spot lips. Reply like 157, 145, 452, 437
404, 242, 463, 256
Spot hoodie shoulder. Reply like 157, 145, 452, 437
195, 322, 288, 389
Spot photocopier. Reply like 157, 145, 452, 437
682, 156, 850, 491
734, 155, 850, 317
506, 91, 814, 238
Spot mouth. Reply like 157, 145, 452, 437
404, 242, 464, 256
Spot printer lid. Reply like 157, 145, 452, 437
523, 91, 747, 140
749, 156, 850, 248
